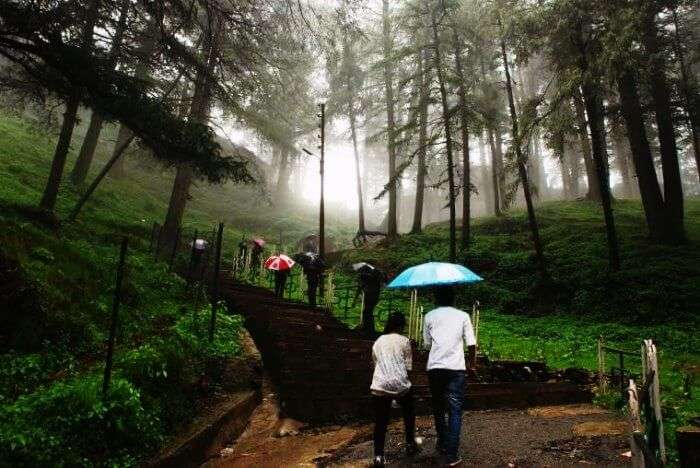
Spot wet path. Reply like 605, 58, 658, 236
203, 403, 629, 467
326, 404, 630, 467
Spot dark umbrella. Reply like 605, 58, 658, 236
293, 252, 317, 266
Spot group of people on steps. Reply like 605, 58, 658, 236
225, 236, 473, 466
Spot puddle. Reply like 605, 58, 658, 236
528, 404, 610, 418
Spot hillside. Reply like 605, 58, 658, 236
1, 110, 699, 465
0, 113, 326, 465
332, 200, 699, 464
338, 199, 700, 324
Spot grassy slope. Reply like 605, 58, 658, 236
0, 114, 256, 465
331, 200, 699, 464
1, 110, 698, 464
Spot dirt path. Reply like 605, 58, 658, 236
203, 403, 629, 467
201, 381, 366, 468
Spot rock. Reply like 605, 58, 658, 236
273, 417, 305, 437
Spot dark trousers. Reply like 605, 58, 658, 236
373, 389, 415, 457
307, 275, 319, 306
274, 272, 288, 297
428, 369, 466, 461
362, 290, 380, 335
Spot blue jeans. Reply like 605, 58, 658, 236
428, 369, 466, 461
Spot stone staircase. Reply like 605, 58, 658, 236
220, 279, 592, 424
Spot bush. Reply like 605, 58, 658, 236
0, 375, 162, 467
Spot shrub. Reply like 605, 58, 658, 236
0, 375, 162, 467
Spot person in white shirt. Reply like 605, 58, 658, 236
370, 313, 420, 467
422, 286, 477, 467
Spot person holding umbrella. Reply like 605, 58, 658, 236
264, 254, 295, 298
294, 252, 325, 306
250, 238, 265, 274
354, 263, 387, 336
387, 262, 482, 467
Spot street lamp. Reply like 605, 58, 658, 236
317, 103, 325, 260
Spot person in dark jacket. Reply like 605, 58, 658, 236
237, 239, 248, 266
250, 240, 264, 274
274, 269, 289, 297
294, 253, 325, 306
357, 264, 386, 336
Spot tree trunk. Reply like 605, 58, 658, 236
451, 23, 470, 251
411, 43, 429, 234
611, 124, 634, 199
557, 134, 572, 199
499, 27, 546, 278
565, 140, 582, 198
40, 94, 80, 211
39, 0, 99, 211
109, 124, 133, 177
70, 111, 105, 185
479, 55, 504, 215
580, 78, 621, 270
642, 8, 685, 241
532, 131, 546, 198
479, 133, 493, 214
671, 8, 700, 184
573, 92, 601, 201
382, 0, 398, 240
110, 19, 158, 178
494, 127, 508, 211
69, 0, 129, 186
159, 16, 218, 255
276, 147, 290, 203
487, 127, 502, 216
349, 112, 366, 233
431, 3, 457, 262
568, 142, 581, 197
617, 68, 678, 243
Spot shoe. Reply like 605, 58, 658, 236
445, 457, 463, 466
373, 455, 386, 467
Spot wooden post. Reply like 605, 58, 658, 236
418, 305, 424, 347
472, 301, 481, 346
619, 352, 626, 398
103, 237, 128, 397
627, 379, 645, 468
208, 223, 224, 342
597, 336, 607, 394
644, 339, 666, 463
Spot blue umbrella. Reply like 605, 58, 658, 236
387, 262, 483, 289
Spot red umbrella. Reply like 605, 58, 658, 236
264, 254, 295, 271
252, 238, 266, 247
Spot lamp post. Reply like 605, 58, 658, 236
318, 103, 325, 260
303, 102, 326, 261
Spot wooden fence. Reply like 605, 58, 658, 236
598, 337, 665, 467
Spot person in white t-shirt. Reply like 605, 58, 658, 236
422, 286, 477, 467
370, 312, 420, 467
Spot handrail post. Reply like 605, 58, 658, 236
208, 222, 224, 342
103, 237, 128, 398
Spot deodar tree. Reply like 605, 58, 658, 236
0, 0, 255, 219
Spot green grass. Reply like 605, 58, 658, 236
1, 109, 698, 465
0, 113, 251, 465
327, 197, 700, 466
